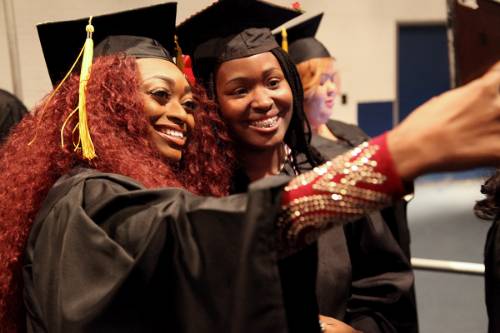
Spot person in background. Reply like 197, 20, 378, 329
0, 89, 28, 142
475, 170, 500, 333
279, 13, 418, 332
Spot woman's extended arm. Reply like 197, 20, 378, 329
279, 61, 500, 251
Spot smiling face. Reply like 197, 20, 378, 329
300, 58, 340, 128
137, 58, 196, 161
215, 52, 293, 151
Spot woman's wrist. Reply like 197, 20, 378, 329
386, 124, 438, 182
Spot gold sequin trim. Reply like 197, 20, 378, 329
279, 141, 392, 250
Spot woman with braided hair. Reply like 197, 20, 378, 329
178, 1, 500, 332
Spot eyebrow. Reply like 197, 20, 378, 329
223, 66, 282, 87
142, 74, 175, 88
320, 73, 336, 79
262, 67, 281, 78
142, 75, 192, 95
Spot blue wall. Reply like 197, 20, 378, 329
357, 101, 393, 138
397, 24, 450, 121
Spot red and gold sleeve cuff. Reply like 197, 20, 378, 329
277, 133, 408, 253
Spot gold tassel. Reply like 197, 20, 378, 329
281, 28, 288, 53
174, 35, 184, 71
77, 17, 96, 160
59, 17, 96, 159
33, 17, 96, 160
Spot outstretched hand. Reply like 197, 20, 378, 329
388, 61, 500, 181
319, 315, 363, 333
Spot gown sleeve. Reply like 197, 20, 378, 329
23, 170, 296, 333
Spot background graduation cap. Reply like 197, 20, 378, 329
447, 0, 500, 87
176, 0, 303, 83
274, 13, 331, 64
37, 2, 177, 86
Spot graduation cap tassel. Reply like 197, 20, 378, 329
76, 17, 96, 160
281, 28, 288, 52
174, 35, 184, 71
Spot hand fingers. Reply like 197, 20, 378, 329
477, 60, 500, 92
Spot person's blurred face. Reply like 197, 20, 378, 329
137, 58, 196, 161
215, 52, 293, 151
304, 58, 340, 128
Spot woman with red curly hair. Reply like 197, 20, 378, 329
0, 4, 238, 332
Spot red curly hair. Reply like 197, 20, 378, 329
0, 55, 235, 332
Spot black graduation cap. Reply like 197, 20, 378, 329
37, 2, 177, 86
275, 13, 331, 64
176, 0, 302, 82
448, 0, 500, 86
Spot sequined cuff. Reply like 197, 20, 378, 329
277, 133, 406, 253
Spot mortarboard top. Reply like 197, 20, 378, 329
176, 0, 302, 81
448, 0, 500, 87
275, 13, 331, 64
38, 2, 177, 86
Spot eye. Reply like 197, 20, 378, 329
320, 74, 335, 86
148, 89, 171, 104
182, 100, 198, 112
231, 87, 248, 97
267, 78, 281, 89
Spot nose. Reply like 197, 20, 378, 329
250, 87, 273, 113
164, 101, 189, 128
325, 79, 337, 96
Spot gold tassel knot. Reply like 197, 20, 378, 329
281, 28, 288, 53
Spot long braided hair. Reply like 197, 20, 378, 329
270, 47, 325, 170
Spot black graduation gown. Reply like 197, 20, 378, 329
23, 169, 321, 333
0, 89, 28, 142
312, 120, 418, 333
485, 219, 500, 333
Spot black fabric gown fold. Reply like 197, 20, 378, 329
23, 169, 319, 333
311, 120, 418, 333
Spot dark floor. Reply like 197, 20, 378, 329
408, 172, 492, 332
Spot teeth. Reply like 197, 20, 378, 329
160, 128, 184, 138
251, 116, 279, 128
